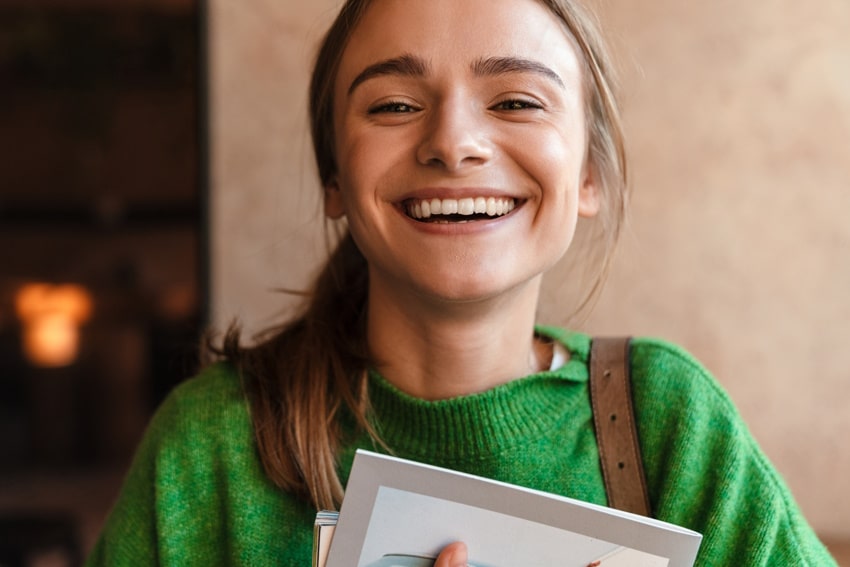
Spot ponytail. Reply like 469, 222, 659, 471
219, 231, 378, 510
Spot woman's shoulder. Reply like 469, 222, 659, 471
540, 327, 732, 405
142, 361, 251, 451
628, 336, 735, 410
626, 336, 751, 452
543, 330, 745, 436
161, 361, 245, 410
629, 335, 711, 376
624, 338, 757, 490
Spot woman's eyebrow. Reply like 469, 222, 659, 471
471, 56, 565, 89
348, 54, 429, 94
346, 54, 565, 95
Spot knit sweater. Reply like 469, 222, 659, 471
86, 329, 836, 566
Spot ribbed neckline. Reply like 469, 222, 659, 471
366, 328, 591, 459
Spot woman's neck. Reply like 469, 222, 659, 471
366, 277, 550, 401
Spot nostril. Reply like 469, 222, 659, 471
415, 124, 494, 171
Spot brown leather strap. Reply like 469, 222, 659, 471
589, 337, 652, 517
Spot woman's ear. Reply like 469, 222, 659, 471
324, 178, 346, 219
577, 164, 601, 218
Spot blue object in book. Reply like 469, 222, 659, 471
364, 554, 495, 567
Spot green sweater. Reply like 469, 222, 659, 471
87, 330, 835, 566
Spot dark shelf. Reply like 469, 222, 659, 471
0, 5, 197, 90
0, 203, 199, 231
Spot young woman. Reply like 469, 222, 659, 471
87, 0, 836, 565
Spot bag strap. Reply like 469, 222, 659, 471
589, 337, 652, 517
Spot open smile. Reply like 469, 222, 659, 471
403, 196, 519, 223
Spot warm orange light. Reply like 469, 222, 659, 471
15, 283, 93, 368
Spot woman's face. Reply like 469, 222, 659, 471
327, 0, 599, 305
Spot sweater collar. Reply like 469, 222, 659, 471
365, 329, 591, 459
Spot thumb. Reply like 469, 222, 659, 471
434, 541, 468, 567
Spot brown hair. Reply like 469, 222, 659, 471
220, 0, 628, 511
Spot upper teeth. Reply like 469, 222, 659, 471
407, 197, 517, 220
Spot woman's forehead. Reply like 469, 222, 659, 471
336, 0, 582, 87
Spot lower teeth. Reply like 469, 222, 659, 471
414, 213, 496, 223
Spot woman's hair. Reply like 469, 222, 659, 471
220, 0, 627, 511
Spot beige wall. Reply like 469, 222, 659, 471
210, 0, 850, 536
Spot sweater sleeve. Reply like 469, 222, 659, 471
630, 338, 836, 566
85, 363, 315, 566
85, 391, 163, 566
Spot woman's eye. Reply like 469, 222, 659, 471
368, 101, 418, 114
493, 99, 543, 111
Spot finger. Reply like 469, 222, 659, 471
434, 541, 468, 567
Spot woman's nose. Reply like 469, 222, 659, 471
415, 102, 494, 172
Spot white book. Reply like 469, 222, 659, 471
316, 450, 702, 567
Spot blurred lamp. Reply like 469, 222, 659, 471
15, 283, 93, 368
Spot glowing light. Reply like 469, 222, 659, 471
15, 283, 93, 368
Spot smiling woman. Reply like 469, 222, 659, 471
85, 0, 837, 565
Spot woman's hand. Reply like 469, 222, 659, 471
434, 541, 468, 567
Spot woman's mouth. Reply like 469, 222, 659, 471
403, 196, 518, 223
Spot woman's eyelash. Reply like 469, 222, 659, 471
368, 101, 418, 114
493, 98, 544, 111
368, 98, 542, 114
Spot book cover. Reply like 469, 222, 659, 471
320, 450, 702, 567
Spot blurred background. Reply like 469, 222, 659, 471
1, 0, 849, 564
0, 0, 202, 563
